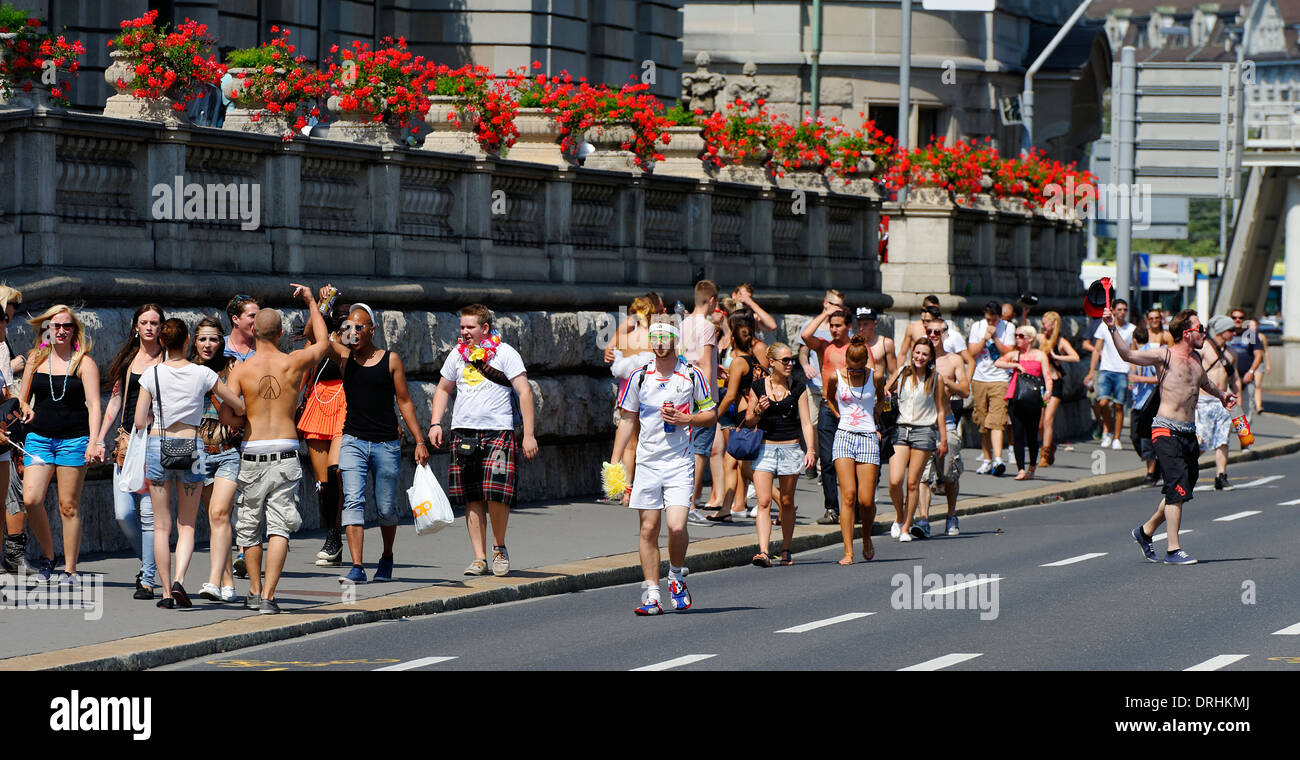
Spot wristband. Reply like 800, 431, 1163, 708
429, 423, 442, 428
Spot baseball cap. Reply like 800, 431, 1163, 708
855, 306, 877, 321
1206, 315, 1235, 337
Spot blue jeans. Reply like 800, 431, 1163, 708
113, 465, 156, 587
817, 405, 840, 512
339, 435, 401, 528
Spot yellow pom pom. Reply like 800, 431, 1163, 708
601, 461, 628, 501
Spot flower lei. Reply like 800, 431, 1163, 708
457, 329, 502, 364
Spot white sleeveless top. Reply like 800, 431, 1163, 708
896, 372, 937, 427
835, 369, 876, 433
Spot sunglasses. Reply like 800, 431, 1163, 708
846, 367, 867, 374
1231, 316, 1245, 321
775, 357, 796, 365
925, 329, 943, 336
340, 323, 362, 332
51, 323, 75, 331
1016, 333, 1029, 339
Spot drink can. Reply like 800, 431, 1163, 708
662, 402, 676, 434
318, 285, 339, 316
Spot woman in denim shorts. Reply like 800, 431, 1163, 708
886, 340, 949, 541
824, 335, 886, 564
134, 319, 245, 609
191, 318, 244, 603
744, 343, 815, 567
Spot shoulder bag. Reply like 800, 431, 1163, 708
155, 366, 199, 470
725, 377, 764, 460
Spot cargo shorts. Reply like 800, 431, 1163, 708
235, 454, 303, 547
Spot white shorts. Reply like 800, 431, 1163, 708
629, 459, 694, 511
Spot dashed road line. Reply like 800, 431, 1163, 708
1185, 654, 1249, 671
630, 654, 717, 671
898, 653, 983, 671
1196, 475, 1284, 492
1278, 498, 1300, 506
1213, 510, 1262, 522
921, 577, 1001, 597
373, 656, 457, 671
1152, 529, 1192, 541
775, 612, 875, 634
1040, 552, 1107, 567
1272, 622, 1300, 636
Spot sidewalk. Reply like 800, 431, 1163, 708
2, 405, 1296, 669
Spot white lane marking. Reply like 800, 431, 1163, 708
1195, 475, 1284, 492
1213, 510, 1262, 522
1272, 622, 1300, 636
1185, 654, 1249, 671
1040, 552, 1107, 567
921, 576, 1002, 596
630, 654, 717, 671
1278, 498, 1300, 506
776, 612, 875, 634
1152, 529, 1193, 541
899, 653, 983, 671
373, 656, 457, 671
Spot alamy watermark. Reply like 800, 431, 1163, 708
890, 565, 1000, 621
151, 175, 261, 230
1042, 177, 1152, 231
1, 572, 103, 621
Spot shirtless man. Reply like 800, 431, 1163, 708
854, 307, 896, 380
1112, 308, 1235, 566
919, 317, 971, 536
226, 283, 331, 613
1197, 316, 1241, 491
896, 296, 941, 364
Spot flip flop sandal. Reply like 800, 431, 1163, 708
779, 551, 793, 566
751, 552, 772, 568
705, 513, 734, 523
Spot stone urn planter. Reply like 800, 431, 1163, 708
651, 124, 707, 179
776, 164, 829, 193
0, 82, 56, 112
102, 49, 188, 125
504, 107, 566, 168
961, 171, 998, 210
583, 122, 640, 173
826, 157, 880, 198
905, 180, 952, 207
715, 147, 772, 187
420, 95, 486, 157
321, 94, 398, 147
997, 195, 1031, 215
221, 67, 291, 136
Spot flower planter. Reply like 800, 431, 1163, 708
421, 95, 486, 158
651, 125, 707, 179
715, 147, 772, 187
221, 67, 292, 136
504, 107, 566, 168
583, 122, 640, 173
0, 82, 56, 112
997, 196, 1031, 216
905, 181, 953, 207
321, 94, 398, 147
101, 50, 188, 125
777, 165, 828, 193
826, 157, 880, 198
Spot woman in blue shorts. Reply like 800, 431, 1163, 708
191, 318, 244, 603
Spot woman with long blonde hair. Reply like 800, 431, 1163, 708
15, 305, 102, 584
886, 339, 949, 540
1035, 311, 1078, 466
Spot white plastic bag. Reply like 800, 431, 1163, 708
408, 464, 454, 536
117, 428, 148, 493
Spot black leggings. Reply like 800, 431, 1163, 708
1009, 398, 1043, 471
317, 465, 342, 530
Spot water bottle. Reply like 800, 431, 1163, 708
662, 401, 676, 434
674, 301, 688, 356
674, 300, 687, 321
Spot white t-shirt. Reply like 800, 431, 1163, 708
795, 319, 835, 390
618, 357, 715, 466
1094, 322, 1136, 374
967, 319, 1016, 383
680, 313, 719, 398
942, 329, 967, 358
440, 342, 527, 431
140, 363, 219, 427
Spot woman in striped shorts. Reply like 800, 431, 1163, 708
823, 335, 885, 564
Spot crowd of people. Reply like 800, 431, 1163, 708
0, 277, 1268, 616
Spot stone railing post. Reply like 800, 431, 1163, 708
882, 192, 958, 297
545, 171, 575, 284
6, 120, 58, 266
370, 149, 403, 278
264, 141, 303, 274
996, 198, 1032, 296
618, 178, 646, 285
686, 184, 713, 277
806, 193, 829, 288
142, 130, 190, 271
455, 162, 493, 279
746, 189, 776, 287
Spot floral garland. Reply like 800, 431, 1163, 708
457, 329, 502, 364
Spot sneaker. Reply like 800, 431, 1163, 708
686, 508, 711, 526
199, 582, 221, 601
745, 506, 759, 518
946, 516, 959, 536
1111, 438, 1122, 450
746, 483, 756, 502
898, 532, 914, 543
58, 571, 80, 589
463, 559, 490, 576
975, 460, 992, 475
259, 598, 282, 615
244, 593, 261, 611
374, 554, 394, 582
338, 565, 367, 584
991, 459, 1006, 477
35, 557, 54, 583
315, 529, 343, 566
1214, 474, 1233, 491
491, 547, 510, 577
233, 552, 247, 579
910, 519, 931, 539
1163, 549, 1197, 565
133, 583, 154, 601
220, 585, 237, 603
890, 522, 901, 539
1131, 526, 1157, 563
1, 533, 23, 574
634, 599, 663, 616
668, 577, 692, 610
1100, 433, 1113, 448
816, 509, 839, 525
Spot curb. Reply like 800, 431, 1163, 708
6, 427, 1299, 672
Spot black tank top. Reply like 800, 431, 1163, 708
754, 378, 805, 441
121, 371, 143, 428
342, 351, 398, 442
30, 363, 90, 439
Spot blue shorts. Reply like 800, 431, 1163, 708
692, 423, 716, 457
145, 436, 208, 484
1097, 370, 1129, 405
204, 447, 242, 485
754, 442, 805, 476
23, 433, 89, 468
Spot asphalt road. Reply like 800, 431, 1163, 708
164, 452, 1300, 671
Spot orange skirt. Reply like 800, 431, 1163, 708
297, 378, 347, 440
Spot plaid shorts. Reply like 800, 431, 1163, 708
448, 429, 518, 506
832, 428, 881, 465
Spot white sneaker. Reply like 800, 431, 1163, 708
220, 585, 237, 602
890, 522, 901, 539
746, 506, 759, 518
686, 508, 710, 525
976, 460, 993, 475
746, 483, 756, 502
898, 532, 914, 543
1111, 438, 1122, 450
1100, 433, 1114, 448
